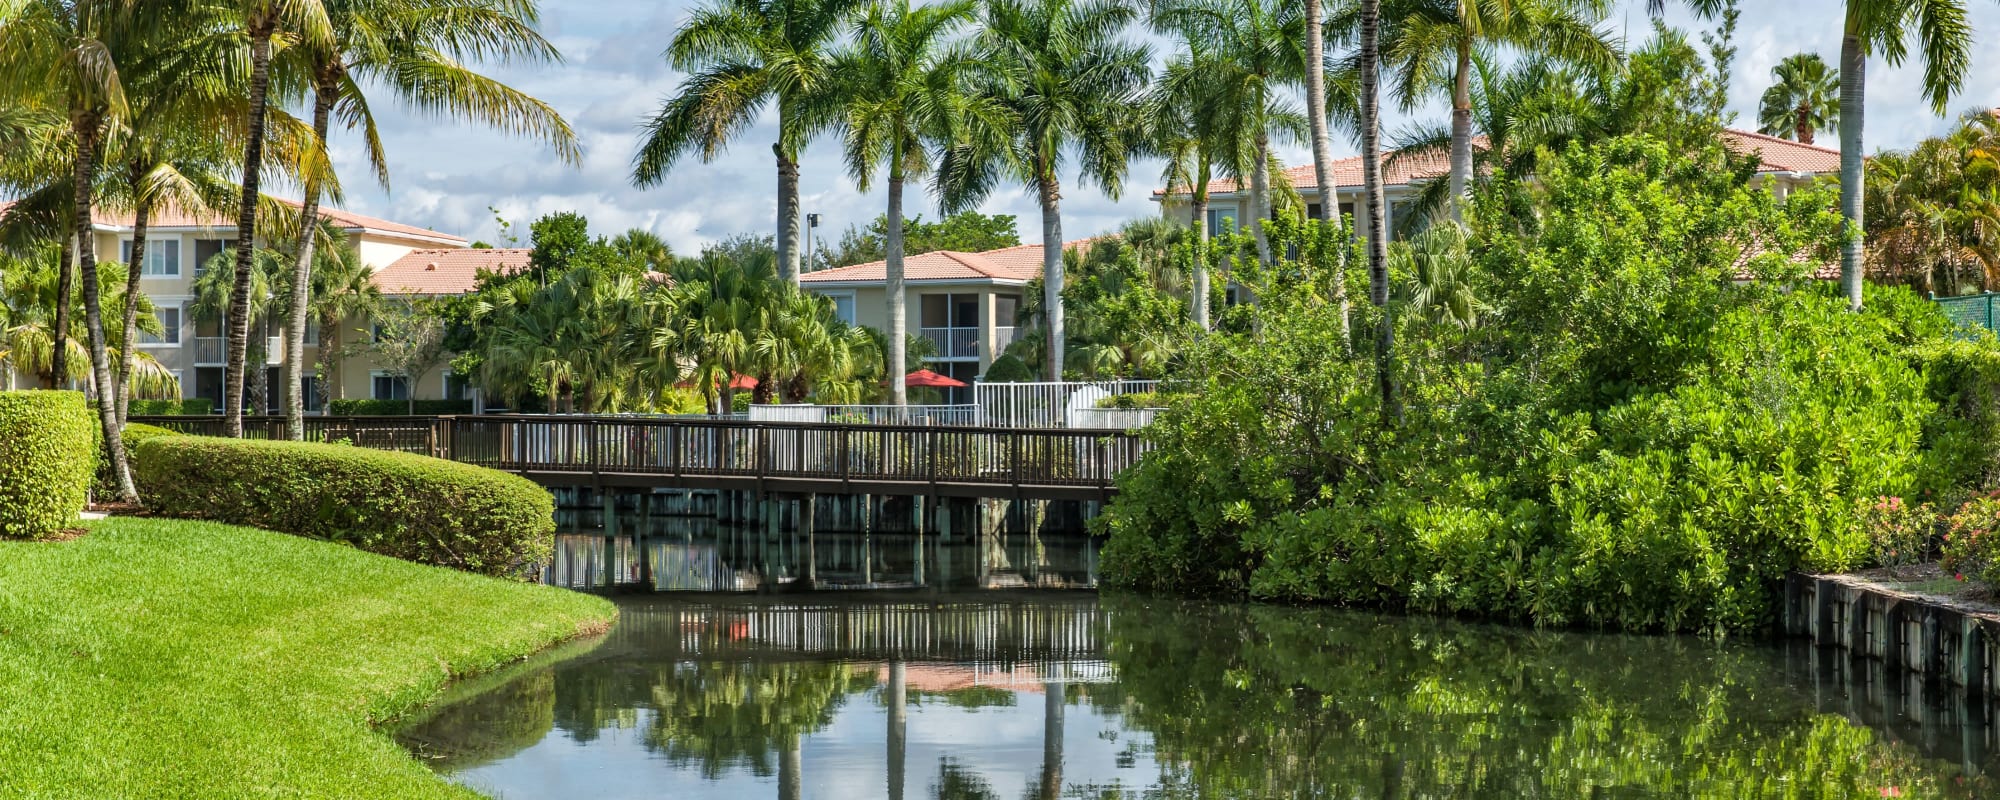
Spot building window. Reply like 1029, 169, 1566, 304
827, 292, 857, 326
445, 373, 472, 401
302, 318, 319, 346
194, 239, 229, 276
139, 307, 181, 345
371, 373, 409, 401
121, 239, 181, 277
1204, 208, 1237, 238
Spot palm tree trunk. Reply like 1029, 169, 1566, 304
226, 23, 276, 438
1449, 39, 1474, 217
1838, 32, 1865, 312
73, 117, 136, 503
776, 142, 802, 283
1037, 170, 1065, 381
117, 192, 151, 427
1190, 177, 1210, 331
321, 321, 340, 414
886, 169, 909, 406
1796, 106, 1813, 145
52, 232, 73, 389
887, 661, 906, 800
1250, 130, 1274, 266
1361, 0, 1396, 424
286, 82, 337, 440
1306, 0, 1348, 344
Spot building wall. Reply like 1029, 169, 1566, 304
805, 283, 1025, 376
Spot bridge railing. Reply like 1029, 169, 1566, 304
130, 414, 1150, 492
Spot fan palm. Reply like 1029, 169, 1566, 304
1837, 0, 1975, 312
275, 0, 576, 439
978, 0, 1151, 380
632, 0, 861, 284
834, 0, 994, 405
611, 228, 676, 272
1757, 52, 1839, 145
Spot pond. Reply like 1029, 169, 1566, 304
398, 593, 2000, 799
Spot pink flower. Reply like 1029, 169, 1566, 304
1882, 787, 1903, 797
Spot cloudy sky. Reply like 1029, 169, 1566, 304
326, 0, 2000, 253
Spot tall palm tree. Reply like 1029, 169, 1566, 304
222, 0, 332, 437
301, 234, 380, 414
1358, 0, 1614, 218
835, 0, 992, 405
632, 0, 861, 284
1757, 52, 1839, 145
277, 0, 576, 440
980, 0, 1151, 380
1152, 0, 1294, 271
1837, 0, 1973, 312
1360, 0, 1392, 421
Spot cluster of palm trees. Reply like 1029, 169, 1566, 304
0, 0, 575, 500
1866, 110, 2000, 296
468, 244, 884, 415
638, 0, 1982, 413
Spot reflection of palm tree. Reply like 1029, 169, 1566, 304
931, 757, 998, 800
643, 661, 871, 779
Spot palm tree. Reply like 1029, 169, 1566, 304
1757, 52, 1839, 145
1360, 0, 1392, 421
195, 245, 285, 415
1359, 0, 1614, 218
1152, 0, 1308, 271
1837, 0, 1974, 312
302, 230, 380, 414
835, 0, 993, 405
276, 0, 576, 440
980, 0, 1151, 381
632, 0, 861, 284
611, 228, 676, 272
1865, 111, 2000, 295
221, 0, 331, 437
657, 247, 784, 412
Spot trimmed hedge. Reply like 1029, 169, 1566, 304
128, 398, 214, 416
328, 399, 474, 416
95, 423, 183, 497
133, 437, 554, 577
0, 391, 96, 539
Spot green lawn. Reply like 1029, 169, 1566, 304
0, 517, 615, 799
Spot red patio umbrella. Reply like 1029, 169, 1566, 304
675, 373, 759, 390
893, 369, 968, 388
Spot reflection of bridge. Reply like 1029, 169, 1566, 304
596, 597, 1109, 668
135, 415, 1150, 500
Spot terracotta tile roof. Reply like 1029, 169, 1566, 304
1731, 240, 1841, 282
372, 248, 531, 295
0, 198, 465, 245
800, 241, 1086, 285
1158, 128, 1842, 197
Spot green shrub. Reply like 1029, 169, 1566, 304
95, 423, 183, 497
982, 353, 1035, 383
133, 436, 553, 577
128, 398, 213, 416
0, 391, 96, 539
1096, 392, 1168, 409
327, 398, 474, 416
1944, 494, 2000, 586
1859, 495, 1941, 570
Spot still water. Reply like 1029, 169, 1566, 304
399, 593, 2000, 799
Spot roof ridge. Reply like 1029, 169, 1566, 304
1725, 126, 1839, 153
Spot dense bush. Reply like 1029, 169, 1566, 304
133, 436, 553, 577
981, 353, 1035, 383
94, 422, 182, 497
1943, 495, 2000, 586
127, 398, 214, 416
0, 391, 96, 539
327, 398, 475, 416
1101, 135, 1991, 632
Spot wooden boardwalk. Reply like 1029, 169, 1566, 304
132, 414, 1150, 500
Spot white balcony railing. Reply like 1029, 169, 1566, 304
991, 326, 1019, 356
192, 335, 286, 366
919, 326, 980, 360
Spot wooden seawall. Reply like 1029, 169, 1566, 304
1784, 573, 2000, 698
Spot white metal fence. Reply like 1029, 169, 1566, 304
746, 379, 1166, 429
975, 380, 1162, 429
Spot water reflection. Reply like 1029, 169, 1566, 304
542, 491, 1102, 592
398, 596, 2000, 799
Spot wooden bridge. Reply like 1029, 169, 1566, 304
132, 414, 1150, 501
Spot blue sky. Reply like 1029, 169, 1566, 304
325, 0, 2000, 254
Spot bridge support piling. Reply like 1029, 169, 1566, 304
804, 494, 818, 585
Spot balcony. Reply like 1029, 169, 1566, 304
991, 326, 1019, 357
919, 326, 980, 360
192, 336, 286, 366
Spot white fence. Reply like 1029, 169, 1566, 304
976, 380, 1162, 429
746, 379, 1166, 430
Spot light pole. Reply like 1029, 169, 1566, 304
804, 213, 821, 273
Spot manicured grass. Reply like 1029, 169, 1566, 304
0, 518, 615, 799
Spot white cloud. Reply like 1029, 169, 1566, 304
330, 0, 2000, 257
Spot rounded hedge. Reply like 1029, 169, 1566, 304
0, 391, 97, 540
132, 437, 554, 577
96, 422, 183, 497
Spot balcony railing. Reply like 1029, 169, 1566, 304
192, 335, 288, 366
992, 326, 1019, 356
919, 326, 980, 360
